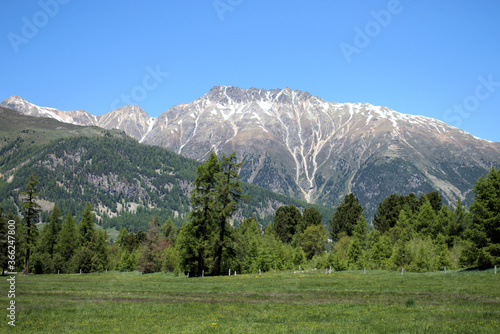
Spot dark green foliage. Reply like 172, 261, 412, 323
373, 194, 402, 233
329, 193, 364, 240
55, 213, 79, 262
462, 167, 500, 268
300, 207, 323, 233
274, 205, 302, 244
420, 191, 443, 213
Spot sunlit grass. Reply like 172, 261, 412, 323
1, 269, 499, 333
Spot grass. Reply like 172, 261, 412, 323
0, 269, 499, 333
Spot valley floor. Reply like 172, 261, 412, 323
0, 269, 499, 333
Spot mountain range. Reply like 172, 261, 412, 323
3, 86, 500, 217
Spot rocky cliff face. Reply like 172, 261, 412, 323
4, 86, 500, 217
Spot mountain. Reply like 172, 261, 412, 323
0, 106, 331, 231
0, 96, 153, 142
3, 87, 500, 218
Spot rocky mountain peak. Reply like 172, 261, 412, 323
3, 87, 500, 219
202, 86, 315, 106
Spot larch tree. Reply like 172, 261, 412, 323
213, 152, 244, 276
21, 175, 41, 275
185, 152, 221, 276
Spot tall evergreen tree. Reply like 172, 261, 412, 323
274, 205, 302, 244
213, 152, 244, 276
373, 194, 402, 233
183, 152, 221, 276
329, 193, 364, 241
21, 175, 41, 275
462, 167, 500, 268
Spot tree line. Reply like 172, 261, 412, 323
1, 155, 499, 275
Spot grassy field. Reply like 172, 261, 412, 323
1, 269, 499, 333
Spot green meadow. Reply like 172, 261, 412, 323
1, 269, 499, 333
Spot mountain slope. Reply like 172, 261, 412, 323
0, 106, 331, 230
139, 86, 500, 216
3, 87, 500, 218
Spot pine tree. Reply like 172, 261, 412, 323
274, 205, 302, 244
300, 207, 323, 233
21, 175, 41, 275
329, 193, 364, 241
373, 193, 402, 233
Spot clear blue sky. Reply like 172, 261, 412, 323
1, 0, 499, 142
